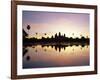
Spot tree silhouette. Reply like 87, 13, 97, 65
44, 33, 47, 35
86, 35, 88, 39
80, 34, 82, 38
44, 33, 47, 38
36, 32, 38, 35
72, 33, 74, 38
35, 32, 38, 38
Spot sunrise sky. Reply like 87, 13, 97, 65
22, 11, 90, 39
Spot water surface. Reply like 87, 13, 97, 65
23, 44, 89, 69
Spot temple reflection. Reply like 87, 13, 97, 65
23, 44, 89, 57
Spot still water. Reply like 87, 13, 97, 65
23, 45, 90, 69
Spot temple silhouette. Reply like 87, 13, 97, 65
23, 29, 89, 47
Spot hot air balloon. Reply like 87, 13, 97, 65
27, 25, 31, 30
26, 25, 31, 37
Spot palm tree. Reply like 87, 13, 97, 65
36, 32, 38, 35
44, 33, 47, 38
35, 32, 38, 38
80, 34, 82, 38
72, 33, 74, 38
86, 35, 88, 39
44, 33, 47, 35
